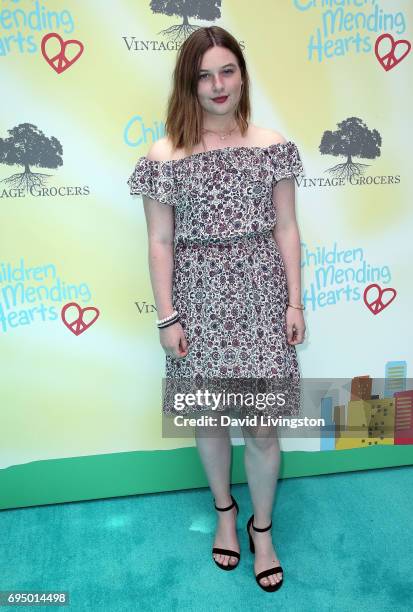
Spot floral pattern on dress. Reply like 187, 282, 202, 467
127, 141, 305, 417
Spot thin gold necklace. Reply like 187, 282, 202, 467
201, 124, 239, 140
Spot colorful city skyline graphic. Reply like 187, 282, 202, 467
320, 361, 411, 450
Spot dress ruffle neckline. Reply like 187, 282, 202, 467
144, 141, 295, 164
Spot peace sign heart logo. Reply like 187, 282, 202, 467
41, 33, 84, 74
375, 33, 411, 71
363, 283, 397, 315
61, 302, 100, 336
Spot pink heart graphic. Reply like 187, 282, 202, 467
41, 32, 84, 74
375, 33, 411, 71
61, 302, 100, 336
363, 283, 397, 315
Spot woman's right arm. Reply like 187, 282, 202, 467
142, 193, 175, 320
142, 194, 188, 360
141, 139, 188, 359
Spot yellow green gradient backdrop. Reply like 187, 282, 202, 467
1, 1, 412, 509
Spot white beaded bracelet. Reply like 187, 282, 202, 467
156, 309, 178, 325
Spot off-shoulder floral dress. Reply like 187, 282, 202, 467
127, 142, 305, 417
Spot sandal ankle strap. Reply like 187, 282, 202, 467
252, 515, 272, 532
214, 494, 236, 512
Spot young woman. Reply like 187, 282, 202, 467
128, 26, 306, 593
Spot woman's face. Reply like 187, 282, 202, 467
196, 46, 242, 118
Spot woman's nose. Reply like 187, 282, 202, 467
213, 76, 223, 89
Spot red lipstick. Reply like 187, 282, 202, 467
212, 96, 228, 103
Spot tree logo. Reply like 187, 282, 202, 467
150, 0, 221, 41
319, 118, 381, 180
0, 123, 63, 191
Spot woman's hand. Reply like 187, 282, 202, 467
159, 321, 189, 359
285, 306, 306, 345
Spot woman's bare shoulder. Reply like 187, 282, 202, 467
251, 125, 288, 147
146, 137, 176, 162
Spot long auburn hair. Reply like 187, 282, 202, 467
164, 26, 251, 155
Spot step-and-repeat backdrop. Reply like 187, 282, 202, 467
1, 1, 412, 509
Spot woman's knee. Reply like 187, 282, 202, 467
242, 426, 279, 451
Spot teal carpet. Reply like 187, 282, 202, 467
1, 465, 412, 611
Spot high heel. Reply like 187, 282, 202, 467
212, 494, 240, 571
246, 514, 284, 592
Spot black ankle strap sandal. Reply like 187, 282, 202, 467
247, 514, 284, 592
212, 494, 240, 571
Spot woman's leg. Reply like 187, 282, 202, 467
242, 421, 283, 587
195, 419, 239, 567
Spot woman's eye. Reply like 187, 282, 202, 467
199, 69, 234, 79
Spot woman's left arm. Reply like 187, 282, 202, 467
272, 177, 306, 345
